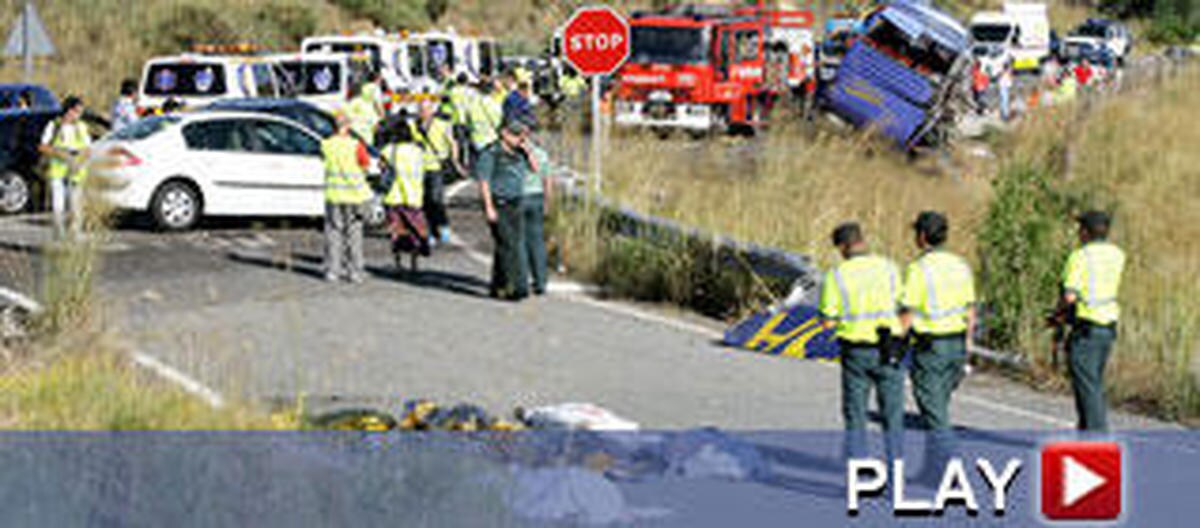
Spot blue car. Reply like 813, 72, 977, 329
820, 1, 971, 149
0, 84, 62, 213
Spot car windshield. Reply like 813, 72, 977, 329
1072, 24, 1108, 38
630, 26, 708, 65
144, 63, 228, 96
971, 24, 1013, 44
276, 61, 343, 96
107, 115, 179, 141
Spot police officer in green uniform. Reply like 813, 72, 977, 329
1060, 211, 1126, 431
901, 212, 976, 432
819, 223, 905, 457
474, 117, 539, 300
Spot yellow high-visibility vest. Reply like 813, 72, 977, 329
902, 250, 976, 335
346, 96, 379, 144
468, 93, 503, 148
819, 254, 902, 344
448, 85, 475, 126
46, 120, 91, 183
321, 136, 371, 205
559, 76, 586, 99
383, 142, 424, 208
1063, 241, 1126, 325
410, 118, 453, 171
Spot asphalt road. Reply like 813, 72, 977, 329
0, 189, 1169, 431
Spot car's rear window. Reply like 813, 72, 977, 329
107, 116, 180, 141
143, 63, 228, 96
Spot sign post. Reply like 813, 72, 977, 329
561, 6, 630, 196
4, 2, 56, 83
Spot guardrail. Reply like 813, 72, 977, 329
549, 165, 1026, 369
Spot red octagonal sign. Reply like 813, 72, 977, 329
562, 6, 630, 76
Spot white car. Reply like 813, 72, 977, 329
94, 111, 372, 231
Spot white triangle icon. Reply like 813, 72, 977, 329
1063, 456, 1106, 507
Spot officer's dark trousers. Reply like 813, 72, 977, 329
911, 335, 966, 431
423, 166, 450, 236
489, 197, 527, 300
910, 335, 966, 485
841, 343, 906, 460
522, 195, 548, 295
1068, 324, 1116, 431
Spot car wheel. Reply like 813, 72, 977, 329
0, 171, 30, 215
151, 181, 201, 231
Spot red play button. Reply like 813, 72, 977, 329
1041, 442, 1123, 521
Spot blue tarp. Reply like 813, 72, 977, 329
722, 304, 840, 361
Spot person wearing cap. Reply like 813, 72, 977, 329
39, 95, 92, 238
321, 111, 374, 283
901, 212, 976, 434
1060, 210, 1126, 431
818, 222, 905, 458
474, 117, 539, 300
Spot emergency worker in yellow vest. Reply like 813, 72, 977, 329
345, 81, 381, 148
321, 112, 374, 283
900, 212, 975, 484
900, 211, 976, 432
38, 96, 91, 238
1060, 211, 1126, 431
381, 118, 429, 270
412, 100, 461, 245
819, 222, 905, 458
467, 77, 505, 160
447, 72, 477, 170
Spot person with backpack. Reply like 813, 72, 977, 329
381, 116, 430, 271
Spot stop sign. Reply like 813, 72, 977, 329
562, 6, 630, 76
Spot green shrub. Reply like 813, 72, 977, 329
977, 161, 1084, 360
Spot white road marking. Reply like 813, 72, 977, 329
130, 352, 226, 408
0, 285, 226, 409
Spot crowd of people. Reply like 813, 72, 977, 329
322, 64, 573, 301
970, 55, 1122, 121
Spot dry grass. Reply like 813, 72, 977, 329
1058, 68, 1200, 417
596, 124, 993, 271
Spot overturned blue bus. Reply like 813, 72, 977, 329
821, 1, 971, 149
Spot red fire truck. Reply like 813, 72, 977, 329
612, 3, 816, 136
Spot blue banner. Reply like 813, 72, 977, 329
3, 430, 1200, 526
723, 304, 841, 361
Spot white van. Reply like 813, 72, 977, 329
301, 33, 438, 103
969, 3, 1051, 76
1004, 3, 1051, 72
268, 53, 351, 113
415, 29, 502, 84
138, 55, 281, 115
